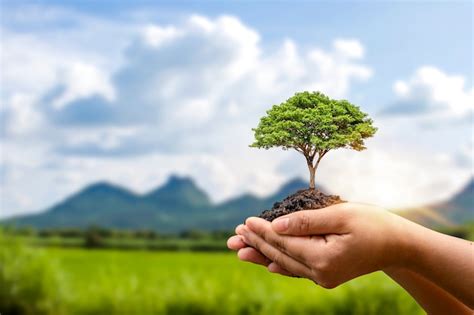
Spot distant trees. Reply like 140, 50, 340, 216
84, 226, 104, 248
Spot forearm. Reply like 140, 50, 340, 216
385, 267, 472, 315
399, 218, 474, 308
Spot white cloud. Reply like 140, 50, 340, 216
0, 8, 134, 137
333, 38, 365, 59
52, 62, 116, 109
142, 24, 182, 47
375, 66, 473, 191
63, 127, 141, 150
38, 14, 372, 153
3, 93, 44, 135
388, 66, 474, 119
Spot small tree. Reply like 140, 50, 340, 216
251, 91, 377, 189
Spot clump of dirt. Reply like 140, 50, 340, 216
259, 189, 344, 222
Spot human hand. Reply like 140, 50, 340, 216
228, 203, 411, 288
227, 233, 296, 276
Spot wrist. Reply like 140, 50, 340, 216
391, 214, 434, 271
385, 212, 424, 270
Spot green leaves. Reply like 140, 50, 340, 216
250, 91, 377, 159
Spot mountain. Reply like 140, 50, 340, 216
2, 176, 317, 232
211, 177, 312, 229
397, 178, 474, 228
5, 175, 472, 232
144, 175, 211, 209
431, 178, 474, 224
5, 181, 149, 229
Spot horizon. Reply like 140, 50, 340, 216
2, 173, 473, 220
1, 1, 473, 218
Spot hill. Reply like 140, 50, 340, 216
397, 178, 474, 228
432, 178, 474, 224
2, 176, 315, 232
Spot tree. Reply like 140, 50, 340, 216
84, 226, 104, 248
250, 91, 377, 189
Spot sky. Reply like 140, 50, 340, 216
0, 1, 473, 218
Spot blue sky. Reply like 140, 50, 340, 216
0, 1, 472, 218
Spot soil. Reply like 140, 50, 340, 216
258, 189, 344, 221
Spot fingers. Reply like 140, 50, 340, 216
236, 224, 312, 278
238, 247, 297, 278
237, 243, 296, 278
268, 262, 298, 277
271, 204, 349, 235
227, 235, 247, 250
245, 217, 314, 264
237, 247, 271, 266
232, 223, 306, 279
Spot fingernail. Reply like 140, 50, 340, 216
245, 217, 258, 226
236, 234, 247, 242
272, 218, 289, 232
236, 224, 246, 235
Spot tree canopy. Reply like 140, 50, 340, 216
250, 91, 377, 188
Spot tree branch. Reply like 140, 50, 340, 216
312, 149, 329, 168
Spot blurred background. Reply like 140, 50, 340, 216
0, 1, 472, 314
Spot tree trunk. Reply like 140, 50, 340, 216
306, 154, 324, 190
308, 164, 316, 189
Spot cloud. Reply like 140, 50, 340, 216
455, 139, 474, 171
51, 62, 116, 110
5, 14, 373, 155
382, 66, 474, 121
374, 66, 473, 185
0, 7, 133, 136
333, 39, 365, 59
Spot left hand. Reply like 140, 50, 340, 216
227, 233, 295, 277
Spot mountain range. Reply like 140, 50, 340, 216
2, 176, 317, 232
2, 175, 472, 232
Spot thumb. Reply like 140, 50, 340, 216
271, 204, 348, 235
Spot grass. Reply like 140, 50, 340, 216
1, 231, 424, 315
35, 248, 423, 315
0, 236, 64, 315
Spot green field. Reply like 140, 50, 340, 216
1, 236, 425, 315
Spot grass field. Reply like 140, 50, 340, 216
13, 234, 228, 251
1, 235, 425, 315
